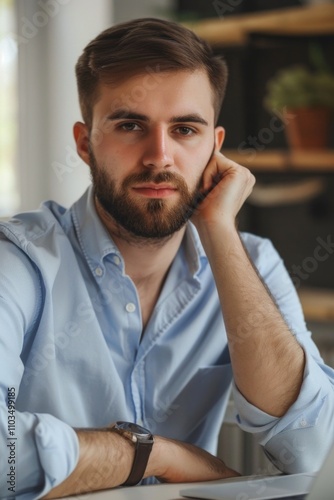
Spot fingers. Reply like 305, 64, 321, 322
201, 151, 255, 194
192, 152, 256, 229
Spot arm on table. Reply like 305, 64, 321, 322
43, 431, 239, 499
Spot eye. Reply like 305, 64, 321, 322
118, 122, 142, 132
176, 126, 196, 136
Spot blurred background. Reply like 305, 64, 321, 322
1, 0, 334, 474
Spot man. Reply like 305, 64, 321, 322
0, 17, 333, 499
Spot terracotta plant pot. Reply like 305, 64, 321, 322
283, 107, 332, 150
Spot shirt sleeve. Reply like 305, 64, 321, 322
233, 235, 334, 473
0, 238, 79, 499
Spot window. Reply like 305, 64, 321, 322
0, 0, 19, 216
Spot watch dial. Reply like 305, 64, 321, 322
116, 421, 151, 437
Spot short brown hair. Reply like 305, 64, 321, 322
75, 17, 228, 128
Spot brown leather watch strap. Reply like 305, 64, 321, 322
123, 439, 153, 486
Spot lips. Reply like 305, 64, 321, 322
134, 183, 177, 190
132, 183, 178, 198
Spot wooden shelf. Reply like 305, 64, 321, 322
298, 287, 334, 323
223, 149, 334, 173
186, 4, 334, 47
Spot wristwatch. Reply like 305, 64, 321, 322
110, 421, 154, 486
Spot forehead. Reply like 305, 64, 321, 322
93, 69, 215, 123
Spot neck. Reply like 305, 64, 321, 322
95, 197, 185, 284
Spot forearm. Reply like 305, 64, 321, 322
43, 429, 136, 498
199, 221, 305, 417
44, 430, 238, 498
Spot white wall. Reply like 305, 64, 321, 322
16, 0, 113, 211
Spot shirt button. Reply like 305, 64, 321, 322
113, 255, 121, 266
125, 303, 136, 313
95, 267, 103, 277
300, 418, 308, 427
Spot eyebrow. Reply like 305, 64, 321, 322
107, 109, 208, 126
171, 114, 209, 126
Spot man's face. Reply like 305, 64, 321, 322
81, 70, 224, 239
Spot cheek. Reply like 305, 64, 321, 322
98, 136, 141, 163
181, 166, 204, 194
180, 147, 213, 186
93, 138, 124, 168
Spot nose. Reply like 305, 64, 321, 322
142, 126, 173, 170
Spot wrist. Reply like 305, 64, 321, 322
145, 435, 168, 480
195, 219, 239, 255
109, 421, 154, 486
193, 210, 236, 233
105, 429, 137, 485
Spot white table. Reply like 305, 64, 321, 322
66, 482, 187, 500
63, 476, 259, 500
62, 473, 317, 500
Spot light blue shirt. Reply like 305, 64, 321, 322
0, 186, 333, 499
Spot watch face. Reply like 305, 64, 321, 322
116, 421, 151, 437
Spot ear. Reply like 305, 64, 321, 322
214, 126, 225, 152
73, 122, 90, 166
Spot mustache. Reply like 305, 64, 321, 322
122, 170, 189, 190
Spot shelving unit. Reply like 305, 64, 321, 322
223, 149, 334, 173
298, 287, 334, 322
186, 3, 334, 47
187, 4, 334, 172
186, 4, 334, 326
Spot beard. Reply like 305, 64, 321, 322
89, 148, 203, 240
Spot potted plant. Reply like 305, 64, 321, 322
264, 45, 334, 150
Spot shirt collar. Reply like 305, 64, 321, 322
183, 222, 208, 277
71, 185, 123, 276
70, 185, 208, 279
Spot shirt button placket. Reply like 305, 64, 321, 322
131, 361, 145, 426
